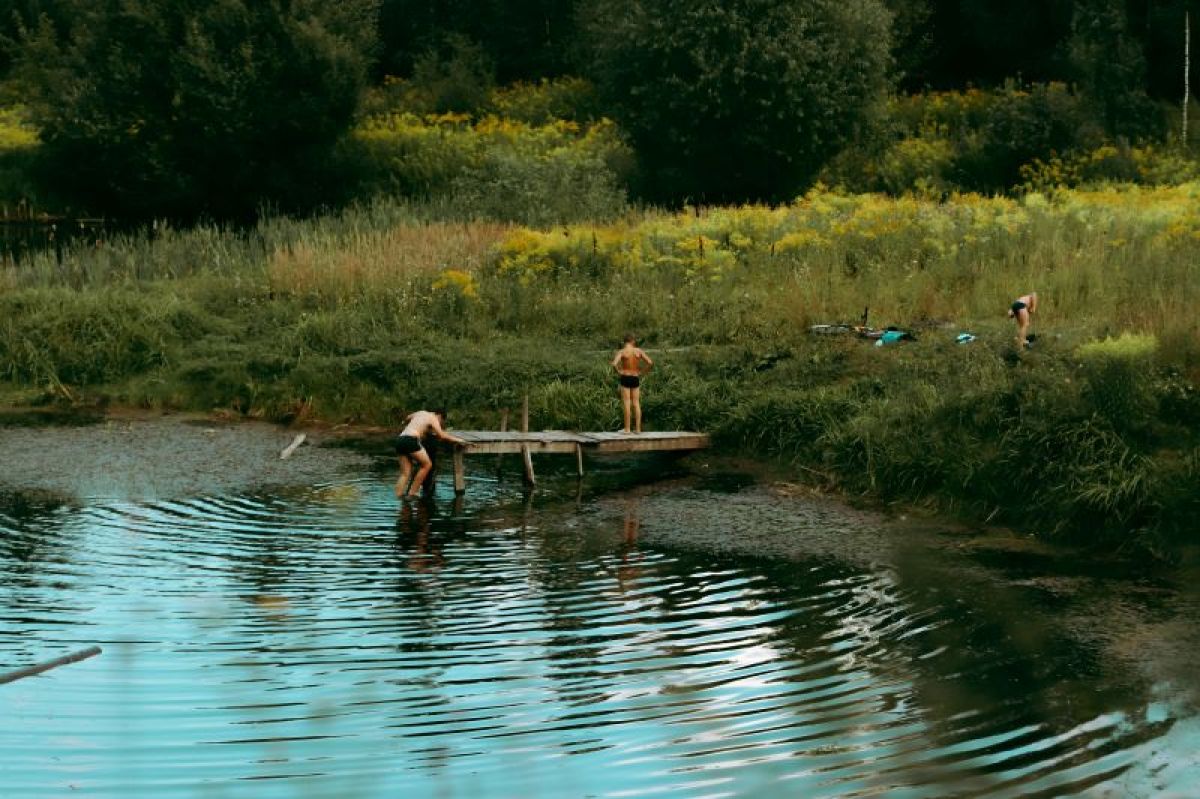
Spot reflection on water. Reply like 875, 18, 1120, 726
0, 477, 1197, 798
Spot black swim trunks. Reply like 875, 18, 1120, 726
1011, 301, 1027, 314
395, 434, 423, 456
619, 374, 640, 389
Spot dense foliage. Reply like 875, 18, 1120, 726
374, 0, 578, 83
0, 1, 1198, 213
341, 111, 631, 225
580, 0, 892, 203
9, 0, 378, 220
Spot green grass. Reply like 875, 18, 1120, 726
1, 190, 1197, 557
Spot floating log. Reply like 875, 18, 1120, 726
279, 433, 306, 460
0, 646, 103, 685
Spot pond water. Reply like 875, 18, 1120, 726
2, 457, 1198, 798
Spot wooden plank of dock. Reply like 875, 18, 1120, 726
452, 430, 709, 455
576, 431, 711, 453
444, 430, 710, 492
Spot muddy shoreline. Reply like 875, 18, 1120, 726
0, 410, 375, 503
0, 407, 1120, 560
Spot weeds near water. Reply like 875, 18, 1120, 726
1, 188, 1198, 554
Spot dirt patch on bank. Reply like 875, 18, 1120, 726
0, 412, 374, 502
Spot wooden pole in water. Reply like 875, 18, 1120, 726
497, 408, 509, 475
0, 646, 102, 685
423, 434, 438, 498
521, 394, 535, 486
453, 447, 466, 494
522, 445, 536, 487
575, 443, 584, 477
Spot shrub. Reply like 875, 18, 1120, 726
877, 137, 955, 196
1076, 333, 1159, 435
486, 78, 602, 124
955, 82, 1095, 192
825, 83, 1098, 195
11, 1, 379, 220
0, 288, 181, 385
342, 113, 631, 225
451, 145, 627, 226
407, 33, 496, 115
1021, 143, 1200, 191
0, 105, 38, 204
581, 0, 893, 203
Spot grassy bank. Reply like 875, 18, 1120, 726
1, 188, 1197, 556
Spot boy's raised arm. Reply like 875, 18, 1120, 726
430, 416, 466, 446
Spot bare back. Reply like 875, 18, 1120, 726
401, 410, 443, 439
612, 345, 652, 376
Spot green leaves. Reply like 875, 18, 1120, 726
11, 0, 380, 220
581, 0, 893, 203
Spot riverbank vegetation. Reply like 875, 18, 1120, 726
1, 2, 1198, 556
4, 2, 1200, 217
1, 187, 1197, 556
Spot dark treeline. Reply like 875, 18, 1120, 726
4, 1, 1198, 95
380, 0, 1200, 107
0, 0, 1197, 219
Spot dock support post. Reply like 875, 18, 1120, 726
423, 439, 438, 498
453, 448, 465, 494
575, 443, 584, 477
497, 408, 509, 474
522, 444, 536, 486
520, 394, 535, 486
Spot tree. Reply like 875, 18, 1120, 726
376, 0, 580, 83
0, 0, 70, 82
914, 0, 1075, 91
408, 32, 496, 113
1131, 0, 1200, 103
581, 0, 894, 204
1070, 0, 1160, 138
882, 0, 934, 89
11, 0, 379, 220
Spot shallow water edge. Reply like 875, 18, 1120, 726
2, 411, 1198, 797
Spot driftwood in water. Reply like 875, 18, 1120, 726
0, 646, 103, 685
280, 433, 306, 460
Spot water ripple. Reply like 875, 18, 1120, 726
0, 477, 1181, 798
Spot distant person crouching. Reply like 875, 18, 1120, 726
1008, 292, 1038, 348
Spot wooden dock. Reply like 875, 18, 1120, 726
443, 430, 709, 492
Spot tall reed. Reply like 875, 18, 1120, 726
2, 188, 1197, 555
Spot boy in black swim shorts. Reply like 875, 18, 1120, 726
395, 409, 466, 499
611, 334, 653, 433
1008, 292, 1038, 348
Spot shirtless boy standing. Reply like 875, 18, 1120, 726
395, 409, 466, 499
1008, 292, 1038, 348
611, 334, 653, 434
